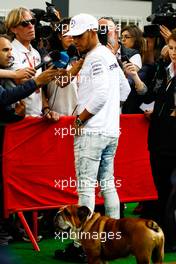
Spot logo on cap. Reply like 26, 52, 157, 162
70, 19, 76, 28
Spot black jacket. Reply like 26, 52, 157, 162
0, 79, 38, 123
145, 60, 176, 156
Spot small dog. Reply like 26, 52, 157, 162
54, 205, 164, 264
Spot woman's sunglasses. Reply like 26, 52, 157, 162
19, 18, 36, 27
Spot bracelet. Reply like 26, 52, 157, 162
42, 107, 50, 115
75, 115, 84, 127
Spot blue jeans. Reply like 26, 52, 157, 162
74, 133, 120, 219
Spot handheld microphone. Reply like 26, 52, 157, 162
67, 44, 77, 58
35, 54, 52, 70
67, 44, 83, 61
50, 45, 78, 69
35, 45, 78, 70
49, 50, 69, 69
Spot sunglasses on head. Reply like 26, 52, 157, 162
19, 18, 36, 27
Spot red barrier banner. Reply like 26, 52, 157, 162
3, 114, 157, 217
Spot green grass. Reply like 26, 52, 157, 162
7, 237, 176, 264
6, 203, 176, 264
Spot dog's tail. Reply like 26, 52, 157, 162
146, 220, 160, 232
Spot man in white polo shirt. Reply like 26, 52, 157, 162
55, 13, 121, 263
5, 7, 43, 116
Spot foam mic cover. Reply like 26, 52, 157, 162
50, 50, 69, 68
67, 44, 82, 61
67, 44, 77, 58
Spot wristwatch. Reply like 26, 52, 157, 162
75, 116, 84, 127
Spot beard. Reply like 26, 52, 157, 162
0, 62, 14, 69
108, 36, 116, 47
0, 64, 11, 69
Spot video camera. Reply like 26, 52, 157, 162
147, 3, 176, 28
144, 3, 176, 38
31, 2, 60, 50
31, 2, 60, 24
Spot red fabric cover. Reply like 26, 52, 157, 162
3, 114, 157, 217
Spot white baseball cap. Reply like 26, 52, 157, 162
64, 13, 98, 36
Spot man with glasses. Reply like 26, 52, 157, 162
0, 33, 59, 247
5, 7, 45, 117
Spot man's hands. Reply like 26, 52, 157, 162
42, 108, 60, 122
69, 58, 84, 75
123, 61, 137, 78
15, 100, 26, 116
160, 25, 172, 43
15, 68, 36, 79
15, 57, 84, 88
144, 110, 153, 120
54, 58, 84, 88
33, 68, 59, 87
170, 109, 176, 117
72, 110, 93, 136
72, 119, 84, 136
123, 61, 146, 94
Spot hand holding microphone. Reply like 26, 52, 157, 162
48, 44, 78, 69
33, 68, 58, 87
34, 49, 70, 70
54, 57, 84, 88
15, 67, 36, 79
34, 44, 83, 87
34, 44, 78, 70
34, 54, 53, 70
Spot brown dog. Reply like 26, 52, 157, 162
54, 205, 164, 264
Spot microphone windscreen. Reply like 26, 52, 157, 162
52, 51, 69, 68
35, 54, 52, 70
67, 44, 77, 58
49, 50, 61, 61
43, 54, 52, 63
